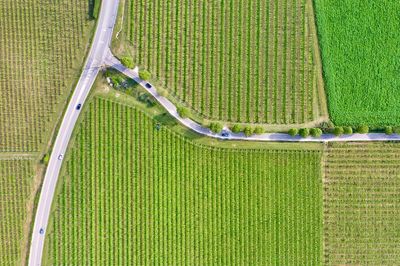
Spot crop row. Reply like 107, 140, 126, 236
0, 159, 35, 265
126, 0, 320, 124
0, 0, 92, 152
46, 97, 323, 265
323, 142, 400, 265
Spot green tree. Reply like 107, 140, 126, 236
288, 128, 299, 137
394, 127, 400, 135
343, 126, 353, 135
254, 126, 265, 135
356, 125, 369, 134
333, 126, 344, 136
230, 124, 242, 133
139, 70, 151, 81
177, 106, 190, 119
209, 122, 223, 133
243, 126, 254, 137
299, 128, 310, 138
120, 56, 134, 69
310, 128, 322, 137
385, 126, 393, 135
42, 154, 50, 165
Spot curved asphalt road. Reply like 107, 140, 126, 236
30, 0, 400, 264
28, 1, 120, 265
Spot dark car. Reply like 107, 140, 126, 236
39, 228, 44, 235
76, 104, 82, 110
145, 83, 152, 89
221, 131, 230, 137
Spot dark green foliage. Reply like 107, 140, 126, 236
394, 127, 400, 135
230, 124, 242, 133
343, 126, 353, 135
209, 122, 223, 133
139, 70, 151, 81
333, 127, 344, 136
120, 56, 134, 69
288, 128, 299, 137
385, 126, 393, 135
243, 126, 254, 137
254, 126, 265, 135
310, 128, 322, 138
299, 128, 310, 138
356, 125, 369, 134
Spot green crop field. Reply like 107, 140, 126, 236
324, 142, 400, 265
0, 159, 35, 265
314, 1, 400, 126
120, 0, 327, 125
44, 97, 323, 265
0, 0, 94, 152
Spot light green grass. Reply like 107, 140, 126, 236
314, 1, 400, 126
44, 96, 323, 265
0, 0, 95, 152
117, 0, 325, 125
324, 142, 400, 265
0, 158, 35, 265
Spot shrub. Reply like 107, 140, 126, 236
139, 70, 151, 81
343, 126, 353, 135
394, 127, 400, 135
299, 128, 310, 138
356, 125, 369, 134
243, 126, 254, 137
288, 128, 299, 136
254, 126, 265, 135
120, 56, 134, 69
209, 122, 223, 133
158, 88, 169, 97
230, 124, 242, 133
385, 126, 393, 135
177, 106, 190, 119
310, 128, 322, 137
333, 126, 344, 136
42, 154, 50, 165
319, 121, 334, 132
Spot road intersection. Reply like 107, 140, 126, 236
29, 0, 400, 265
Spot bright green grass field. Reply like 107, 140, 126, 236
44, 97, 323, 265
314, 1, 400, 126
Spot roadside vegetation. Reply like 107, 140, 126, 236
44, 97, 323, 265
324, 142, 400, 264
314, 1, 400, 126
119, 0, 327, 125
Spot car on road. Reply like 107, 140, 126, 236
145, 83, 152, 89
221, 130, 230, 137
39, 228, 44, 235
58, 154, 64, 160
76, 103, 82, 110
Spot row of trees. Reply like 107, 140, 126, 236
289, 125, 400, 138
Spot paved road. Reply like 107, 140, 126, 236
105, 55, 400, 143
28, 1, 120, 265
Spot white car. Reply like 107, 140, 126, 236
58, 154, 64, 160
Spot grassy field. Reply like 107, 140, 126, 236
314, 1, 400, 126
117, 0, 327, 125
0, 158, 36, 265
324, 142, 400, 264
0, 0, 95, 152
44, 96, 323, 265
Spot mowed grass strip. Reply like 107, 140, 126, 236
0, 158, 35, 265
125, 0, 322, 124
44, 97, 323, 265
314, 1, 400, 126
0, 0, 93, 152
324, 142, 400, 265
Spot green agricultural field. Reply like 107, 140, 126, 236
0, 0, 95, 152
44, 97, 323, 265
118, 0, 327, 125
0, 159, 36, 265
314, 1, 400, 126
324, 142, 400, 265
